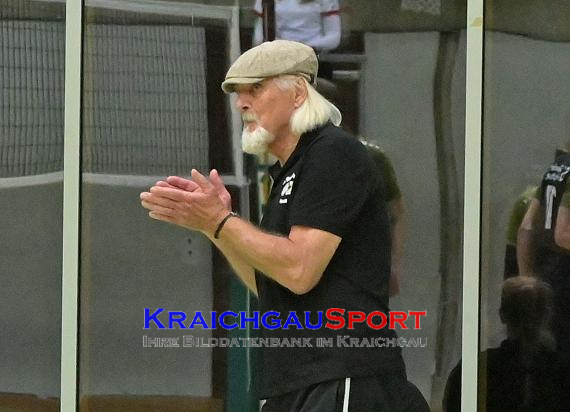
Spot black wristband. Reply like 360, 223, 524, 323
214, 212, 238, 239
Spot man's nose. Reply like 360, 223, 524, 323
235, 93, 251, 111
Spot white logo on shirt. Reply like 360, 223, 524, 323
279, 173, 295, 204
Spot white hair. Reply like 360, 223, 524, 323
274, 76, 342, 136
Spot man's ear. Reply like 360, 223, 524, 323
293, 78, 308, 108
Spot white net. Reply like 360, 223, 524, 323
83, 24, 209, 175
1, 21, 209, 177
0, 21, 65, 177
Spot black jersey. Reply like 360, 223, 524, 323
255, 123, 406, 399
538, 152, 570, 252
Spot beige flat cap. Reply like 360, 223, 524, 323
221, 40, 318, 94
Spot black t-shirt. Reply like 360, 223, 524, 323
538, 152, 570, 251
255, 123, 406, 398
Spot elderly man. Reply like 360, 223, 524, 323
140, 40, 428, 411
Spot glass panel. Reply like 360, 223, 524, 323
241, 0, 466, 410
79, 0, 468, 411
79, 2, 250, 411
0, 0, 65, 410
353, 10, 466, 412
477, 0, 570, 410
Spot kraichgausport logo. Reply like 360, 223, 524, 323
144, 308, 427, 330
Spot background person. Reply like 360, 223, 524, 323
443, 276, 570, 412
517, 144, 570, 355
253, 0, 341, 79
316, 77, 406, 296
360, 139, 406, 296
252, 0, 341, 52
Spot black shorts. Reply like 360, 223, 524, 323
261, 374, 430, 412
537, 248, 570, 355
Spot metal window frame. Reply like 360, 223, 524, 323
61, 0, 82, 408
462, 0, 484, 411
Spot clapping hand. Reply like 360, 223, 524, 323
140, 169, 232, 236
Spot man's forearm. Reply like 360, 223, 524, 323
213, 216, 339, 295
215, 217, 306, 293
207, 233, 258, 295
517, 226, 535, 276
554, 206, 570, 250
517, 199, 541, 276
555, 232, 570, 250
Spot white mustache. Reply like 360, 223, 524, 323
242, 113, 257, 122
